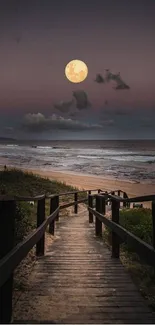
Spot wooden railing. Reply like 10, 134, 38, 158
88, 191, 155, 265
0, 188, 100, 324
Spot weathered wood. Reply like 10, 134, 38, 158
12, 210, 155, 324
74, 192, 78, 214
88, 195, 93, 223
36, 198, 45, 256
110, 193, 155, 204
47, 189, 100, 198
0, 200, 16, 324
55, 195, 59, 221
0, 194, 45, 201
59, 198, 87, 210
152, 201, 155, 250
111, 200, 120, 258
89, 207, 155, 267
95, 196, 103, 237
49, 197, 56, 235
0, 208, 59, 289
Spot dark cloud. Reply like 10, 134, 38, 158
113, 82, 130, 90
73, 90, 91, 110
94, 74, 105, 84
22, 113, 102, 133
54, 99, 73, 113
95, 69, 130, 90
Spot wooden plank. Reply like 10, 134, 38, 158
0, 200, 16, 323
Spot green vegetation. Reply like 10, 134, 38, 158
104, 207, 155, 310
0, 168, 87, 245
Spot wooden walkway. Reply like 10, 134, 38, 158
13, 206, 155, 324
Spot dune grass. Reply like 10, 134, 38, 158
0, 168, 87, 245
104, 207, 155, 310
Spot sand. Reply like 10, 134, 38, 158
19, 168, 155, 209
1, 163, 155, 208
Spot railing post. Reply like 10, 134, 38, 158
56, 195, 59, 221
49, 196, 57, 236
152, 201, 155, 250
111, 199, 120, 258
36, 197, 45, 256
95, 196, 103, 237
88, 195, 93, 223
123, 192, 127, 207
74, 192, 78, 214
88, 190, 91, 195
0, 200, 16, 324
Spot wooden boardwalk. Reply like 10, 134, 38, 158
13, 206, 155, 324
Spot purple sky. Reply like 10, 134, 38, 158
0, 0, 155, 139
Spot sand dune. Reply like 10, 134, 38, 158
22, 168, 155, 208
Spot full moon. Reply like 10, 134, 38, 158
65, 59, 88, 83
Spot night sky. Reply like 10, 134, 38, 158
0, 0, 155, 140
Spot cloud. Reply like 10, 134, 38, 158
113, 82, 130, 90
94, 74, 105, 84
95, 69, 130, 90
53, 99, 74, 113
22, 113, 102, 133
73, 90, 91, 110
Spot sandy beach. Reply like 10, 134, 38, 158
1, 161, 155, 207
17, 168, 155, 208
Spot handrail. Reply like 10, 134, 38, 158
0, 207, 59, 287
97, 193, 155, 203
0, 189, 99, 201
88, 191, 155, 270
1, 186, 154, 323
0, 190, 93, 288
88, 207, 155, 267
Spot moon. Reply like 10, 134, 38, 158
65, 59, 88, 83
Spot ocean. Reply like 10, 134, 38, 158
0, 140, 155, 184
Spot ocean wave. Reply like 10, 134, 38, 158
35, 146, 52, 149
77, 155, 103, 159
6, 144, 19, 147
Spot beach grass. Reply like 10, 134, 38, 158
0, 168, 87, 244
104, 208, 155, 310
